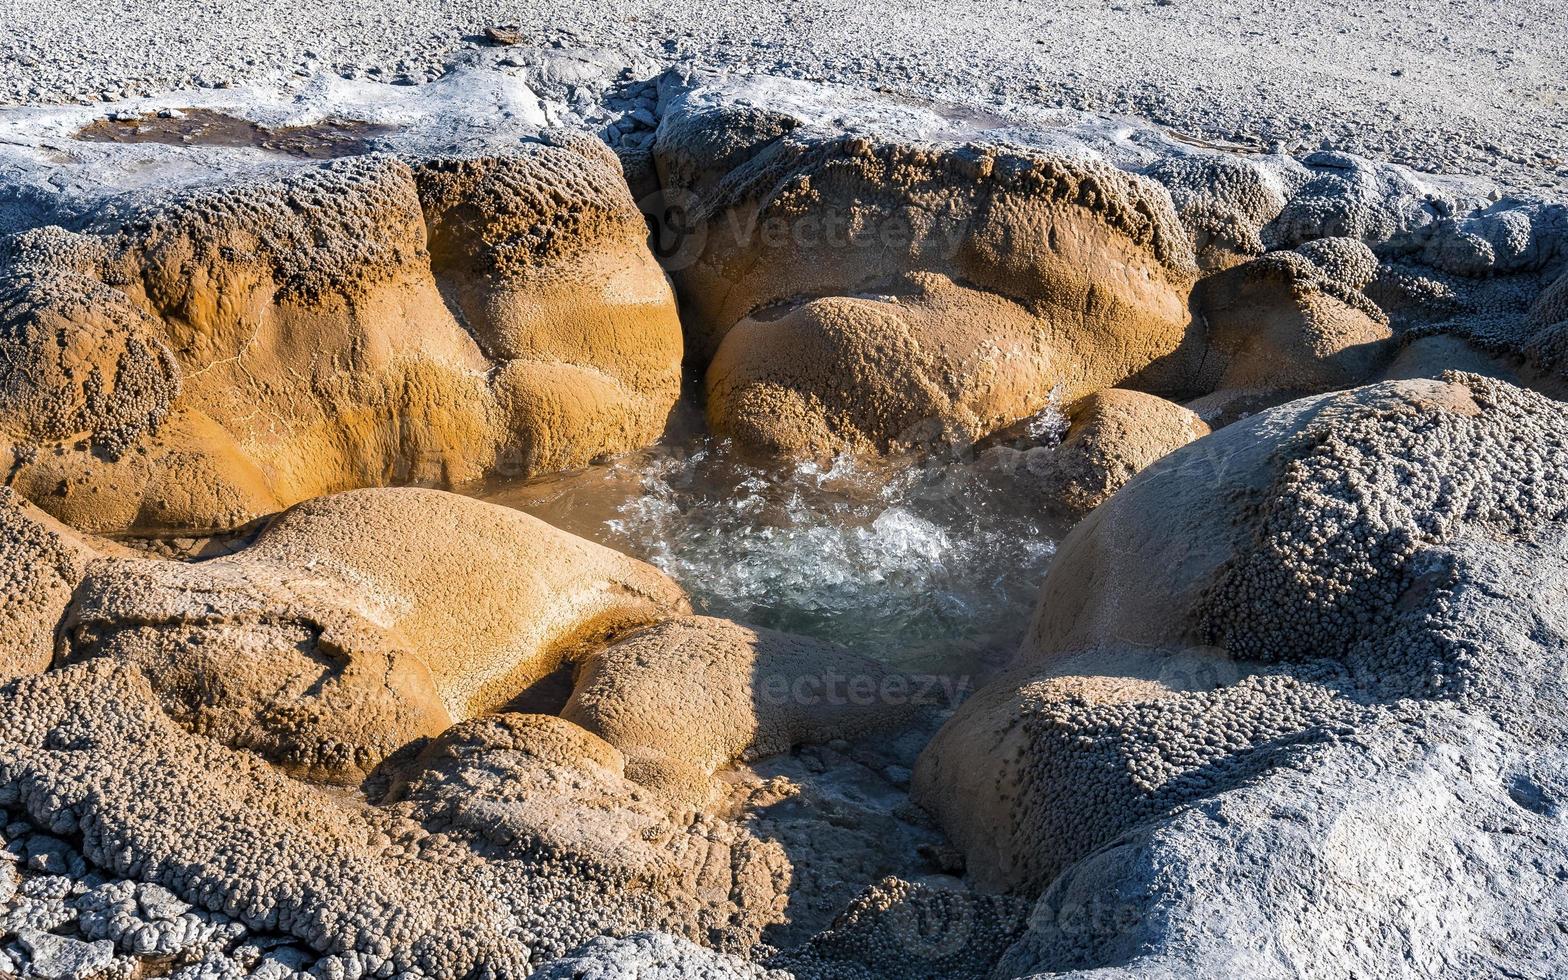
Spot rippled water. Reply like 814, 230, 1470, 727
480, 413, 1066, 666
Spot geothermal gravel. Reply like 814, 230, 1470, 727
0, 0, 1564, 195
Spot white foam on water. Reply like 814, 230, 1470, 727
490, 414, 1066, 662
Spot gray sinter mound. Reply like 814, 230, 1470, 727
916, 374, 1568, 978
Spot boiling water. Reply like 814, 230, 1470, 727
481, 415, 1067, 668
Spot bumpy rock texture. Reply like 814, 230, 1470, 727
987, 389, 1209, 520
0, 136, 682, 534
563, 616, 917, 804
57, 488, 687, 784
1194, 243, 1393, 394
645, 76, 1568, 466
773, 876, 1031, 980
653, 92, 1200, 455
1535, 266, 1568, 328
1145, 139, 1568, 408
915, 373, 1568, 977
2, 661, 537, 978
0, 486, 687, 791
0, 657, 959, 977
0, 480, 969, 977
0, 490, 108, 678
4, 71, 1568, 980
532, 931, 789, 980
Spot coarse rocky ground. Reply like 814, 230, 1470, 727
0, 7, 1565, 980
0, 0, 1564, 196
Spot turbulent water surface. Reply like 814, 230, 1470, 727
481, 411, 1066, 666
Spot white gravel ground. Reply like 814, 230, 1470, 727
0, 0, 1564, 195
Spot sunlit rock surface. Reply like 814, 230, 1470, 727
0, 134, 681, 534
0, 62, 1564, 980
916, 374, 1568, 976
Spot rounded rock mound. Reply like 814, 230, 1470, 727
563, 615, 916, 803
4, 486, 687, 784
653, 102, 1199, 455
0, 139, 683, 534
1012, 388, 1210, 520
1193, 246, 1393, 395
914, 374, 1568, 977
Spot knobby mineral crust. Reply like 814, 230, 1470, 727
0, 65, 1565, 980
